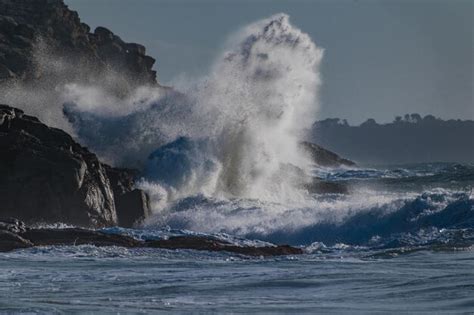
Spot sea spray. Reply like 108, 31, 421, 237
64, 14, 324, 205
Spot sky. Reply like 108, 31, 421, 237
65, 0, 473, 124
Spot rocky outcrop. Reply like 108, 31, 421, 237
0, 230, 33, 252
0, 104, 149, 227
146, 236, 303, 256
0, 219, 303, 256
0, 0, 157, 86
301, 141, 356, 168
105, 166, 151, 227
297, 141, 355, 194
0, 218, 33, 251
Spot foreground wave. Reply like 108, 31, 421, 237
1, 239, 473, 313
4, 163, 473, 254
1, 166, 473, 313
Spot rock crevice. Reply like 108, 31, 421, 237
0, 104, 149, 228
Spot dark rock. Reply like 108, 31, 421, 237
115, 189, 151, 227
146, 236, 304, 256
0, 217, 27, 233
300, 141, 356, 168
105, 166, 151, 227
0, 104, 116, 227
0, 218, 303, 256
0, 0, 158, 86
0, 104, 149, 227
21, 228, 142, 248
0, 230, 33, 252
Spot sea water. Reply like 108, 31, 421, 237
1, 14, 472, 313
1, 163, 473, 313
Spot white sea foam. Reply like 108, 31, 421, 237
64, 14, 324, 207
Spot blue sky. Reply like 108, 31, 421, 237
66, 0, 473, 124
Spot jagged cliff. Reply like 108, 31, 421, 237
0, 104, 150, 227
0, 0, 156, 227
0, 0, 157, 86
0, 0, 355, 229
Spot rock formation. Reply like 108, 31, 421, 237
0, 0, 157, 86
105, 166, 151, 227
0, 104, 149, 227
0, 218, 303, 256
300, 141, 355, 168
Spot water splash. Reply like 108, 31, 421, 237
65, 13, 324, 205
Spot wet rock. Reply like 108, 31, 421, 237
300, 141, 355, 168
0, 104, 149, 228
146, 236, 304, 256
0, 104, 117, 227
105, 166, 151, 228
0, 218, 302, 256
115, 189, 151, 227
21, 228, 142, 248
0, 230, 33, 252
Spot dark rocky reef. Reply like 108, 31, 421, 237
0, 218, 303, 256
0, 0, 157, 86
300, 141, 355, 194
300, 141, 356, 168
0, 104, 149, 227
146, 236, 302, 256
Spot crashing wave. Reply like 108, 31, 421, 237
65, 14, 323, 205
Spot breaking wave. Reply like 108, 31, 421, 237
8, 13, 470, 249
65, 13, 323, 205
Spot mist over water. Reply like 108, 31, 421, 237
64, 14, 324, 208
1, 14, 472, 247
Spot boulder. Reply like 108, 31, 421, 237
146, 236, 304, 256
105, 166, 151, 227
300, 141, 356, 168
21, 228, 142, 248
0, 217, 27, 233
0, 218, 303, 256
0, 104, 149, 227
0, 230, 33, 252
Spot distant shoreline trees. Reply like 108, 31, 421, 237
310, 114, 474, 164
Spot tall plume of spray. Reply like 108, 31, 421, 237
181, 13, 323, 202
64, 14, 324, 208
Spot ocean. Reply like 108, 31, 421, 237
1, 163, 473, 313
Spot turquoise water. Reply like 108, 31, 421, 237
1, 163, 473, 313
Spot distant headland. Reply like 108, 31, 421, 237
310, 114, 474, 165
